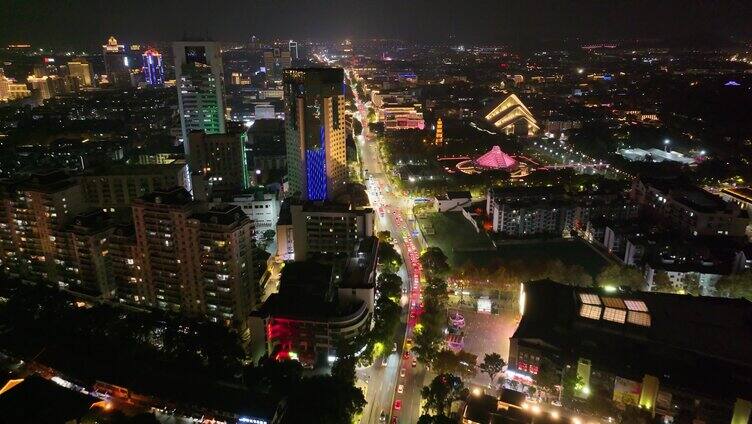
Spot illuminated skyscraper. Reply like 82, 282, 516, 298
141, 48, 164, 86
288, 40, 299, 60
172, 41, 227, 147
67, 58, 92, 86
283, 68, 347, 201
102, 36, 131, 87
263, 48, 292, 81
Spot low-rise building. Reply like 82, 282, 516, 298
249, 237, 378, 366
434, 191, 472, 212
284, 201, 374, 262
486, 185, 638, 237
511, 280, 752, 424
379, 104, 425, 130
630, 177, 750, 238
231, 188, 281, 239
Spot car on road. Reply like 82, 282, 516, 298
382, 356, 389, 367
400, 368, 406, 378
403, 351, 410, 359
412, 359, 417, 368
379, 410, 386, 422
397, 384, 404, 394
394, 400, 402, 411
390, 418, 398, 424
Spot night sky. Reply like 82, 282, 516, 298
3, 0, 752, 47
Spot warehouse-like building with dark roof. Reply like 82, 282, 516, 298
510, 280, 752, 424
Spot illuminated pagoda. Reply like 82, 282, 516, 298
484, 94, 540, 136
435, 118, 443, 145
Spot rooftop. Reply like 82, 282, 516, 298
514, 280, 752, 399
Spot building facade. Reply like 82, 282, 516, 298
0, 171, 85, 282
288, 202, 374, 261
141, 48, 164, 86
263, 49, 292, 81
231, 190, 281, 238
102, 36, 131, 88
630, 177, 750, 238
187, 131, 249, 194
283, 68, 347, 201
173, 41, 227, 145
67, 59, 93, 87
81, 162, 190, 210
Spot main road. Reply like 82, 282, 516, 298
350, 74, 428, 424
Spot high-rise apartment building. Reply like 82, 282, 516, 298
132, 187, 202, 314
188, 204, 257, 326
109, 223, 144, 304
141, 48, 164, 86
186, 131, 249, 194
131, 187, 256, 328
67, 58, 93, 86
263, 49, 292, 81
173, 41, 227, 146
283, 68, 347, 201
53, 210, 116, 298
0, 171, 85, 281
102, 36, 131, 88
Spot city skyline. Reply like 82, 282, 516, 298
3, 0, 752, 48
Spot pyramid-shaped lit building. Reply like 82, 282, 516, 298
457, 145, 527, 176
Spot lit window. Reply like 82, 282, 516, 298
601, 297, 625, 308
579, 293, 601, 305
627, 311, 651, 327
602, 307, 626, 323
624, 299, 648, 312
579, 304, 601, 320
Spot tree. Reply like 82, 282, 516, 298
420, 247, 450, 278
534, 357, 560, 394
433, 349, 461, 375
283, 375, 366, 424
417, 414, 457, 424
620, 405, 654, 424
424, 277, 449, 306
377, 230, 393, 243
652, 270, 674, 293
716, 271, 752, 300
479, 353, 506, 386
367, 107, 377, 123
262, 229, 276, 242
377, 272, 403, 300
560, 365, 583, 405
456, 350, 478, 379
371, 297, 401, 353
378, 242, 403, 273
683, 273, 702, 296
244, 356, 303, 399
596, 264, 644, 290
412, 324, 443, 364
421, 373, 465, 416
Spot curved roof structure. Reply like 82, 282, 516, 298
475, 146, 517, 169
484, 94, 540, 136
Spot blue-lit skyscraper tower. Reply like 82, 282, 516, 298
283, 68, 346, 201
142, 48, 164, 86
